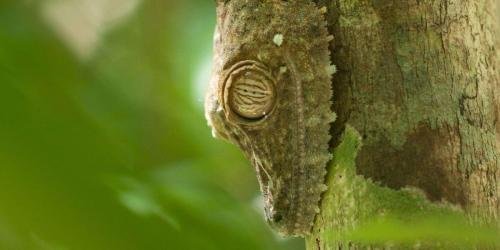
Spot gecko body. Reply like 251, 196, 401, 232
205, 0, 334, 236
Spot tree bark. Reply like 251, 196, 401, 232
308, 0, 499, 248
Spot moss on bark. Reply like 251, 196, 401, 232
306, 126, 499, 249
314, 0, 499, 218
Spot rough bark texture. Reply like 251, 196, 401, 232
307, 126, 490, 249
308, 0, 499, 248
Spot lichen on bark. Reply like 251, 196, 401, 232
306, 126, 499, 249
316, 0, 498, 228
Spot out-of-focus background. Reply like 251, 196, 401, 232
0, 1, 303, 249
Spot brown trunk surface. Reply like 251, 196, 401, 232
310, 0, 499, 248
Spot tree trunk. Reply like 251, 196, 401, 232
308, 0, 499, 248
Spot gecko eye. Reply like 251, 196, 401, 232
222, 60, 277, 122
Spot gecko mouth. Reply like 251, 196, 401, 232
255, 159, 297, 235
265, 205, 292, 235
258, 163, 310, 236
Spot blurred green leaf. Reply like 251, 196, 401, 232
347, 214, 500, 248
0, 1, 302, 249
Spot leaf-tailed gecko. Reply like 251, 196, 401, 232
205, 0, 335, 236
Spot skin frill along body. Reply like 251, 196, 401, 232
205, 0, 335, 236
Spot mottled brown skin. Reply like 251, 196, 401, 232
205, 0, 334, 236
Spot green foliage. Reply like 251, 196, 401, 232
350, 214, 500, 247
0, 1, 302, 249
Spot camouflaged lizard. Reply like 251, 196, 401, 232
205, 0, 335, 236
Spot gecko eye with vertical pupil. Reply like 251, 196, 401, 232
223, 60, 277, 121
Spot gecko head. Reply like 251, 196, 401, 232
205, 0, 334, 236
205, 57, 299, 234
